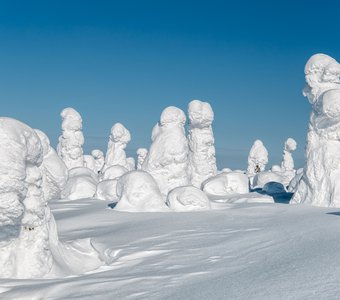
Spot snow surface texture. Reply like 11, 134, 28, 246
34, 129, 68, 201
187, 100, 217, 187
166, 186, 211, 211
114, 171, 169, 212
57, 108, 84, 170
91, 149, 104, 174
142, 106, 189, 198
291, 53, 340, 207
136, 148, 148, 169
202, 172, 249, 197
61, 167, 98, 200
247, 140, 268, 176
103, 123, 131, 171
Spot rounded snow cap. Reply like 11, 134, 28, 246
91, 149, 104, 159
137, 148, 148, 156
304, 53, 337, 75
188, 99, 214, 126
285, 138, 297, 152
34, 129, 51, 156
160, 106, 186, 126
60, 107, 82, 131
254, 139, 263, 146
110, 123, 131, 144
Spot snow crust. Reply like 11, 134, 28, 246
166, 186, 211, 211
114, 171, 169, 212
57, 108, 84, 169
291, 53, 340, 207
142, 106, 189, 198
103, 123, 131, 171
187, 100, 217, 187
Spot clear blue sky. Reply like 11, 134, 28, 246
0, 0, 339, 169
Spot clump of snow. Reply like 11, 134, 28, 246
136, 148, 148, 169
291, 53, 340, 207
281, 138, 297, 171
96, 165, 128, 201
61, 167, 98, 200
187, 100, 217, 187
34, 129, 68, 201
114, 171, 169, 212
142, 106, 189, 198
252, 171, 285, 189
247, 140, 268, 176
57, 108, 84, 169
84, 154, 97, 173
103, 123, 131, 171
101, 165, 128, 181
166, 186, 211, 211
91, 149, 105, 175
126, 157, 135, 171
202, 172, 249, 196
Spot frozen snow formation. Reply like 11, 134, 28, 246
34, 129, 68, 201
136, 148, 148, 169
57, 108, 84, 169
91, 149, 105, 174
252, 171, 285, 189
84, 155, 97, 173
61, 167, 98, 200
202, 172, 249, 197
291, 53, 340, 207
166, 186, 211, 211
103, 123, 131, 171
288, 168, 304, 193
247, 140, 268, 176
187, 100, 217, 188
96, 165, 128, 201
126, 157, 136, 171
281, 138, 297, 171
114, 171, 169, 212
142, 106, 189, 198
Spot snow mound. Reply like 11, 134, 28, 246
166, 186, 211, 211
61, 167, 98, 200
114, 171, 169, 212
202, 172, 249, 197
101, 165, 128, 181
252, 171, 285, 189
95, 179, 119, 201
209, 192, 274, 205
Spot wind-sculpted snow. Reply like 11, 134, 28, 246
252, 170, 285, 189
142, 106, 189, 198
202, 172, 249, 197
166, 186, 211, 211
188, 100, 217, 187
114, 171, 169, 212
103, 123, 131, 171
35, 129, 68, 201
61, 167, 98, 200
247, 140, 268, 176
291, 54, 340, 207
57, 108, 84, 169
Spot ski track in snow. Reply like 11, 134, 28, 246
1, 198, 340, 299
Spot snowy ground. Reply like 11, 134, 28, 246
1, 198, 340, 299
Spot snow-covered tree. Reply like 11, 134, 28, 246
187, 99, 217, 187
247, 140, 268, 176
136, 148, 148, 169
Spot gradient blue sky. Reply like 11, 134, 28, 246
1, 0, 339, 169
